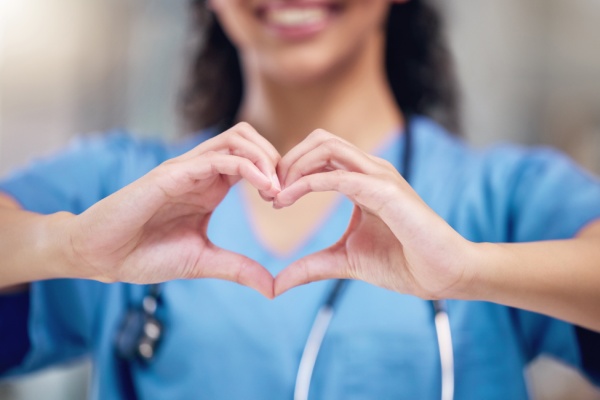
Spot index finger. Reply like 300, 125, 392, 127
231, 122, 282, 167
278, 129, 353, 186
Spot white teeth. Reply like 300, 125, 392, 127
266, 7, 328, 27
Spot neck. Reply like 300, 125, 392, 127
237, 33, 403, 155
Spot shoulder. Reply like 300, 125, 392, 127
412, 117, 600, 241
50, 128, 215, 163
14, 128, 215, 183
64, 130, 172, 165
62, 128, 218, 191
413, 116, 597, 189
0, 129, 214, 213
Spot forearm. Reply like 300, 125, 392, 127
462, 228, 600, 331
0, 206, 77, 289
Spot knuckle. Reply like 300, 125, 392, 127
233, 121, 254, 135
222, 132, 241, 148
309, 128, 331, 140
241, 158, 254, 170
203, 150, 219, 160
159, 157, 178, 167
323, 138, 341, 152
379, 158, 396, 171
237, 158, 254, 173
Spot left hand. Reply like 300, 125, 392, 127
273, 129, 475, 299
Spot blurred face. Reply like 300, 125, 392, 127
209, 0, 394, 84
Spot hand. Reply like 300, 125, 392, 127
273, 129, 475, 299
63, 123, 281, 298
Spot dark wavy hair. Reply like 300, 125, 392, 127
180, 0, 461, 134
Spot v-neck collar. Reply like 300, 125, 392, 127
211, 127, 406, 274
235, 184, 347, 264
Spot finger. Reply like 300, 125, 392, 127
274, 170, 398, 214
180, 124, 281, 191
232, 123, 282, 194
282, 138, 381, 187
184, 122, 279, 164
198, 153, 275, 193
278, 129, 351, 185
274, 246, 349, 296
197, 246, 274, 299
275, 170, 357, 207
258, 191, 276, 202
230, 122, 281, 170
213, 133, 281, 191
159, 153, 273, 198
96, 157, 263, 231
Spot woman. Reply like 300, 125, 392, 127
1, 0, 599, 398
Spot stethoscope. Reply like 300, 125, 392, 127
294, 283, 454, 400
115, 117, 455, 400
293, 118, 454, 400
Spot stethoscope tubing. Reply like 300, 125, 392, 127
293, 120, 455, 400
294, 305, 334, 400
293, 297, 454, 400
434, 301, 455, 400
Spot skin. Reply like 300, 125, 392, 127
0, 124, 282, 298
2, 0, 600, 332
271, 130, 600, 333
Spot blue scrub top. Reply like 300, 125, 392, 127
1, 117, 600, 399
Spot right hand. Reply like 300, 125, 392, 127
62, 123, 280, 298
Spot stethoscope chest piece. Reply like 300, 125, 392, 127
115, 285, 164, 363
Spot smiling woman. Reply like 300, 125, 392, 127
1, 1, 600, 400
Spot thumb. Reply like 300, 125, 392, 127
274, 245, 349, 297
197, 246, 275, 299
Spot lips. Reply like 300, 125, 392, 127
256, 2, 342, 40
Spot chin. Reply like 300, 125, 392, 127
262, 50, 346, 85
256, 26, 380, 87
215, 0, 389, 86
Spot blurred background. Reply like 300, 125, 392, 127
1, 0, 599, 398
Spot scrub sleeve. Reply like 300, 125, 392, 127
506, 148, 600, 385
0, 132, 169, 377
0, 123, 598, 392
411, 118, 600, 391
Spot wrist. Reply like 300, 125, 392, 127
449, 241, 511, 302
53, 212, 119, 283
42, 211, 108, 282
439, 239, 490, 301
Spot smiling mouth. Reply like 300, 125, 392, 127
256, 2, 342, 38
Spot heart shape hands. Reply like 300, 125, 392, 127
273, 128, 470, 300
67, 123, 471, 301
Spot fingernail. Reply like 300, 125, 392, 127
271, 173, 281, 191
272, 199, 282, 209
